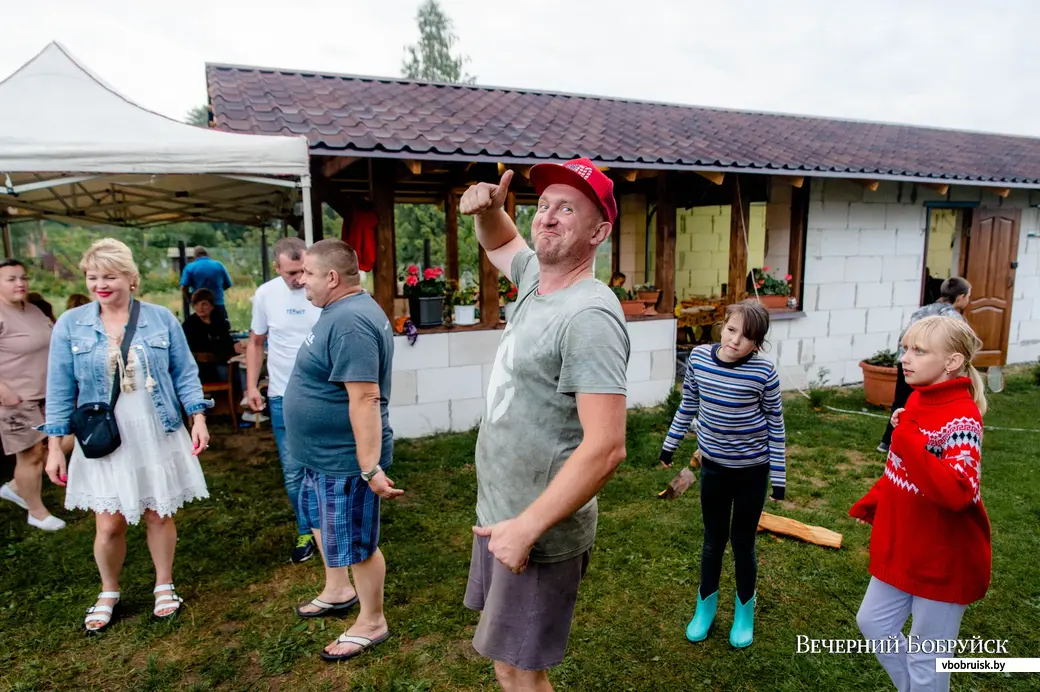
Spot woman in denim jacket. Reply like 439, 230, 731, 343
41, 239, 212, 633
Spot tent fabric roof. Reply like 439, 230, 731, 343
206, 63, 1040, 187
0, 43, 310, 176
0, 43, 312, 228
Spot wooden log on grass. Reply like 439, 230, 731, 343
657, 467, 696, 500
757, 512, 843, 549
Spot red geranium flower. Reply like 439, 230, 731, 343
784, 274, 793, 281
423, 268, 436, 280
432, 267, 443, 277
762, 265, 771, 272
405, 275, 419, 286
407, 264, 419, 275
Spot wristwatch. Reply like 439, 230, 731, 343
360, 466, 383, 482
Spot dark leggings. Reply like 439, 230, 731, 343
880, 363, 913, 446
699, 459, 770, 603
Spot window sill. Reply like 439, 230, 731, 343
767, 309, 806, 321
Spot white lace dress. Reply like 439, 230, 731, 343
64, 344, 209, 525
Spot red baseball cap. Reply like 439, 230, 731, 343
529, 157, 618, 226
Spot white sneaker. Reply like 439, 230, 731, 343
28, 514, 66, 531
0, 482, 29, 511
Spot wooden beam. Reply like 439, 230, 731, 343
728, 175, 751, 303
696, 171, 725, 186
320, 155, 359, 179
445, 189, 459, 282
505, 191, 516, 220
993, 187, 1011, 198
857, 179, 881, 192
479, 247, 499, 327
772, 175, 804, 188
635, 169, 659, 180
611, 194, 622, 276
789, 180, 809, 310
1, 220, 11, 258
370, 159, 397, 320
621, 170, 638, 183
655, 173, 676, 313
404, 160, 422, 176
922, 182, 950, 195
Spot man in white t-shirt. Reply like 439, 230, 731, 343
247, 237, 323, 563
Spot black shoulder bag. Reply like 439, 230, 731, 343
69, 299, 141, 459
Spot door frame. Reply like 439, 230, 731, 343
920, 201, 978, 307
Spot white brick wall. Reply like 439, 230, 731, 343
771, 186, 926, 388
389, 318, 676, 438
777, 186, 1040, 390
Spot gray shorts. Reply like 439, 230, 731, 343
463, 534, 591, 671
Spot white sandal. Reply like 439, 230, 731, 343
84, 591, 120, 633
153, 583, 184, 618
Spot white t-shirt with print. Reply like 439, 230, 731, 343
250, 277, 322, 398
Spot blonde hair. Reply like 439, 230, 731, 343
902, 315, 987, 415
79, 238, 140, 289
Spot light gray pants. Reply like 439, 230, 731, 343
857, 577, 968, 692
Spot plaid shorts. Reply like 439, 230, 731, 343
299, 468, 381, 568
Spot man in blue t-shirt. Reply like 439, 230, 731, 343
180, 246, 233, 328
283, 238, 400, 663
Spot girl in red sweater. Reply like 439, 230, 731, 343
850, 315, 991, 692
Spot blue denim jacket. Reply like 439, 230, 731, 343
38, 300, 212, 437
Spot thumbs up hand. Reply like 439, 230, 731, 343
460, 169, 513, 216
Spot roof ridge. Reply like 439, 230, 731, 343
204, 62, 1040, 143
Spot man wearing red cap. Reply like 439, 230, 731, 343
459, 159, 630, 691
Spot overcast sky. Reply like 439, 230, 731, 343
5, 0, 1040, 137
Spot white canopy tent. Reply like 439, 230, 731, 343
0, 42, 315, 245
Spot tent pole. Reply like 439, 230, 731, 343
301, 174, 315, 247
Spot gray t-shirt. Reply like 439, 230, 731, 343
475, 249, 630, 563
283, 291, 394, 476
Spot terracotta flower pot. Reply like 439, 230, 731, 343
860, 361, 898, 407
756, 295, 789, 310
621, 300, 646, 317
637, 290, 660, 304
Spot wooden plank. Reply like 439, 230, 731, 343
655, 173, 677, 313
788, 180, 808, 309
620, 169, 638, 183
320, 155, 359, 179
404, 160, 422, 176
727, 175, 750, 303
922, 182, 950, 195
993, 187, 1011, 198
857, 179, 881, 192
505, 191, 516, 220
370, 159, 397, 320
445, 189, 459, 282
757, 512, 843, 549
696, 171, 725, 186
479, 246, 499, 327
772, 175, 804, 188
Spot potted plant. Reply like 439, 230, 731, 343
860, 348, 899, 407
636, 283, 661, 306
402, 264, 447, 327
448, 281, 479, 326
499, 275, 519, 322
751, 266, 793, 310
611, 285, 646, 318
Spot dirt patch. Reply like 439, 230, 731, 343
786, 445, 811, 458
837, 449, 880, 473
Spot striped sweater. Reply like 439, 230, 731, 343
661, 344, 787, 498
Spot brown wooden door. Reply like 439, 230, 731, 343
963, 208, 1020, 367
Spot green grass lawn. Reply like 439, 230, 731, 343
1, 373, 1038, 691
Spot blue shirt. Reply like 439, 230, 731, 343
180, 257, 233, 305
283, 291, 394, 476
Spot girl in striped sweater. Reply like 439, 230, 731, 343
659, 300, 786, 649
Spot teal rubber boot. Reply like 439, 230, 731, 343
685, 589, 718, 642
729, 591, 756, 648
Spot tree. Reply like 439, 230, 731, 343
185, 105, 209, 127
402, 0, 475, 84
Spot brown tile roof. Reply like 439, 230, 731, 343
206, 63, 1040, 186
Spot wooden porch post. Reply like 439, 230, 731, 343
611, 193, 622, 276
371, 159, 397, 320
445, 189, 459, 283
307, 159, 325, 243
478, 192, 514, 327
1, 220, 11, 258
655, 174, 676, 313
728, 175, 751, 303
788, 179, 809, 309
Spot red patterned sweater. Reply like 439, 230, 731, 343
849, 377, 991, 605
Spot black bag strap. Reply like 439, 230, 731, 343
108, 299, 142, 408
